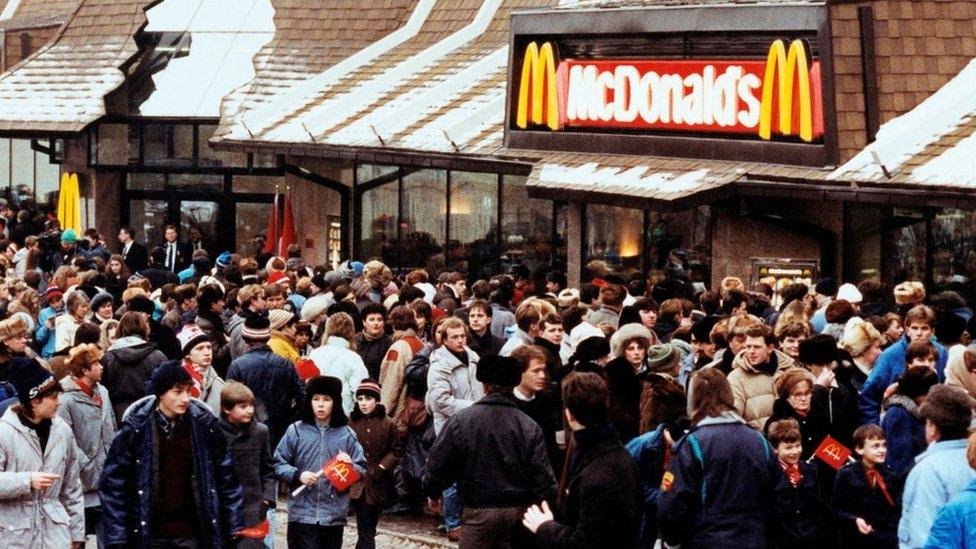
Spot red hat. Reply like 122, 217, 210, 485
267, 271, 289, 286
45, 285, 63, 300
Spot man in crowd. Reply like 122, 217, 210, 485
118, 225, 148, 273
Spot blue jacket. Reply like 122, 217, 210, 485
658, 412, 780, 548
227, 345, 305, 445
626, 424, 669, 544
881, 396, 926, 477
272, 420, 366, 526
36, 304, 63, 358
859, 336, 946, 425
899, 439, 976, 549
98, 397, 244, 548
925, 479, 976, 549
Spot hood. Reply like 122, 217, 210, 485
883, 394, 921, 418
106, 340, 159, 364
695, 410, 747, 427
731, 348, 796, 374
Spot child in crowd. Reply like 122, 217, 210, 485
219, 382, 276, 549
880, 366, 937, 476
767, 418, 829, 548
349, 379, 402, 549
274, 375, 366, 549
833, 424, 900, 548
905, 340, 938, 370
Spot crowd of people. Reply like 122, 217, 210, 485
0, 215, 975, 548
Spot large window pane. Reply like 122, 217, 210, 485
357, 163, 397, 185
647, 206, 712, 289
360, 183, 398, 264
34, 152, 60, 207
932, 209, 976, 287
130, 199, 168, 250
887, 209, 927, 283
449, 171, 497, 278
0, 139, 10, 190
169, 174, 224, 193
236, 202, 272, 256
180, 200, 219, 256
501, 174, 555, 273
846, 203, 883, 282
401, 169, 446, 272
586, 204, 643, 280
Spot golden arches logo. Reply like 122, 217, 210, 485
759, 39, 814, 143
516, 41, 560, 130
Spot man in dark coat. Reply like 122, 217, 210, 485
118, 225, 149, 274
424, 355, 557, 546
356, 302, 392, 380
99, 360, 244, 548
466, 299, 504, 359
523, 371, 642, 548
139, 246, 181, 291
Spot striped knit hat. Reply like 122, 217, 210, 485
242, 313, 271, 342
355, 379, 382, 400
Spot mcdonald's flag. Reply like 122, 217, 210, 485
813, 435, 852, 470
235, 520, 270, 539
324, 456, 360, 492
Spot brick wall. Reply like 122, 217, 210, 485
831, 0, 976, 163
1, 24, 59, 71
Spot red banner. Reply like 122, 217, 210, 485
813, 435, 852, 470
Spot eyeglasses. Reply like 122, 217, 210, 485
790, 391, 813, 398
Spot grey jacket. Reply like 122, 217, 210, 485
227, 313, 249, 360
425, 345, 483, 435
57, 376, 116, 507
499, 328, 534, 357
0, 407, 85, 547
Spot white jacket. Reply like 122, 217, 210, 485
309, 337, 369, 415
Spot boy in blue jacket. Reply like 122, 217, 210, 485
274, 375, 366, 549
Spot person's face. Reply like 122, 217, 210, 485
158, 384, 191, 418
638, 308, 658, 329
189, 228, 202, 242
780, 335, 805, 359
857, 437, 887, 466
266, 294, 285, 310
165, 228, 177, 243
444, 327, 466, 353
624, 341, 646, 367
188, 342, 213, 368
225, 401, 254, 424
414, 313, 427, 331
743, 335, 772, 366
251, 293, 267, 312
787, 381, 813, 414
729, 334, 748, 355
519, 358, 548, 395
468, 308, 489, 334
118, 230, 130, 244
451, 280, 467, 297
4, 334, 27, 354
861, 341, 882, 366
545, 281, 560, 294
776, 440, 803, 466
909, 354, 937, 371
294, 332, 310, 348
109, 260, 122, 274
75, 301, 90, 319
211, 298, 225, 315
50, 296, 63, 310
691, 335, 715, 359
84, 361, 104, 383
886, 320, 904, 342
30, 392, 60, 420
97, 302, 114, 320
312, 394, 334, 422
364, 313, 385, 337
540, 322, 563, 346
357, 394, 378, 415
906, 321, 932, 343
107, 326, 118, 345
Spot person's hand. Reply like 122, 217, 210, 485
45, 317, 54, 328
299, 471, 319, 487
856, 517, 873, 535
883, 382, 899, 400
426, 497, 443, 515
815, 368, 835, 388
30, 472, 59, 491
522, 501, 555, 534
336, 451, 352, 464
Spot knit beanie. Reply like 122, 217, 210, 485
269, 309, 295, 331
10, 357, 59, 407
216, 251, 232, 268
355, 379, 382, 401
267, 271, 289, 286
128, 296, 156, 316
177, 324, 211, 356
646, 344, 678, 373
91, 291, 114, 312
60, 229, 77, 244
242, 313, 271, 342
146, 359, 193, 398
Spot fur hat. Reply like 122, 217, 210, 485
918, 385, 975, 436
146, 359, 193, 398
301, 294, 330, 322
177, 323, 211, 355
894, 281, 926, 306
836, 283, 863, 304
691, 317, 720, 344
798, 333, 838, 366
610, 323, 652, 358
475, 355, 522, 387
841, 317, 882, 357
572, 336, 610, 365
127, 296, 156, 315
242, 313, 271, 342
302, 375, 347, 426
557, 288, 580, 308
268, 309, 295, 331
9, 357, 59, 407
355, 379, 382, 400
0, 315, 28, 342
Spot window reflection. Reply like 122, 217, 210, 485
502, 174, 556, 272
401, 170, 446, 272
450, 172, 497, 280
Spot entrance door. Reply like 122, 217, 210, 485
180, 200, 220, 257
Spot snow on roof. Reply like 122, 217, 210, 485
0, 0, 21, 20
140, 0, 275, 117
829, 58, 976, 187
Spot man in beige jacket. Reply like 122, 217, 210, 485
727, 324, 798, 430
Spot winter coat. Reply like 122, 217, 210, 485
834, 461, 900, 548
226, 312, 251, 360
99, 397, 244, 548
881, 395, 926, 477
536, 423, 640, 548
499, 327, 534, 357
728, 349, 798, 430
101, 336, 168, 425
36, 304, 63, 358
308, 337, 369, 416
764, 398, 829, 460
658, 412, 780, 548
424, 393, 556, 508
899, 438, 976, 548
355, 332, 392, 380
638, 372, 686, 437
771, 460, 831, 548
815, 361, 861, 449
53, 313, 81, 355
469, 328, 503, 359
605, 356, 641, 443
425, 344, 483, 435
349, 404, 401, 507
268, 333, 300, 364
626, 425, 669, 545
859, 336, 947, 425
588, 305, 621, 330
0, 407, 85, 547
924, 479, 976, 549
272, 420, 366, 526
378, 330, 425, 421
226, 345, 305, 446
219, 419, 276, 549
57, 376, 116, 507
196, 313, 231, 376
490, 302, 516, 340
512, 389, 563, 475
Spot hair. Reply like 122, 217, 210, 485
720, 289, 748, 315
65, 343, 104, 378
66, 291, 90, 317
744, 323, 776, 346
119, 225, 135, 238
776, 321, 811, 342
599, 284, 626, 308
562, 372, 609, 427
853, 424, 885, 449
905, 340, 937, 364
905, 305, 936, 328
470, 280, 491, 300
220, 381, 255, 418
467, 299, 492, 318
689, 368, 735, 424
825, 299, 856, 324
117, 311, 150, 340
515, 299, 545, 332
389, 306, 420, 332
511, 344, 549, 373
539, 312, 562, 331
173, 284, 197, 305
439, 316, 467, 336
579, 283, 600, 306
767, 418, 802, 447
237, 284, 265, 308
51, 265, 79, 292
883, 312, 902, 328
262, 283, 286, 300
779, 283, 810, 306
360, 301, 387, 320
774, 368, 814, 400
897, 366, 939, 400
325, 312, 356, 342
659, 298, 683, 321
858, 279, 884, 304
100, 319, 119, 350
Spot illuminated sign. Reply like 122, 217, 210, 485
514, 39, 823, 142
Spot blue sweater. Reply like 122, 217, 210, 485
858, 336, 946, 425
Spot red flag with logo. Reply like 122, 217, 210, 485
236, 520, 270, 539
813, 435, 852, 470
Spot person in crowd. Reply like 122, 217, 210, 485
775, 321, 809, 361
707, 313, 762, 375
99, 360, 244, 548
945, 345, 976, 398
899, 385, 976, 548
764, 368, 826, 459
425, 354, 557, 546
161, 283, 196, 332
834, 424, 901, 548
499, 298, 546, 357
268, 308, 301, 364
842, 316, 884, 392
432, 271, 465, 314
89, 291, 115, 327
465, 299, 503, 359
54, 290, 90, 355
356, 302, 392, 380
638, 343, 687, 438
140, 246, 180, 290
535, 312, 567, 375
606, 323, 651, 442
104, 255, 130, 303
767, 418, 830, 548
227, 284, 267, 360
58, 343, 115, 545
218, 382, 276, 549
728, 323, 798, 430
349, 379, 401, 549
882, 312, 904, 348
588, 283, 626, 329
36, 285, 65, 359
226, 313, 305, 448
118, 226, 148, 274
309, 312, 369, 416
0, 357, 84, 547
100, 311, 168, 425
378, 306, 425, 422
273, 376, 366, 549
924, 432, 976, 548
881, 366, 938, 477
176, 323, 225, 414
861, 305, 947, 425
194, 283, 231, 377
510, 345, 562, 473
798, 334, 860, 449
127, 294, 181, 359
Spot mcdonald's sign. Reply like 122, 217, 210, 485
513, 39, 823, 143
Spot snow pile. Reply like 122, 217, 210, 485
537, 161, 718, 198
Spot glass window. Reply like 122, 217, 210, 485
931, 209, 976, 287
586, 204, 644, 280
501, 174, 556, 273
126, 173, 165, 191
846, 203, 884, 282
169, 173, 224, 192
357, 163, 398, 185
887, 209, 927, 283
180, 200, 219, 256
360, 182, 398, 265
401, 169, 446, 272
233, 175, 279, 194
0, 139, 10, 189
449, 171, 497, 278
647, 206, 712, 289
198, 125, 247, 168
236, 202, 272, 256
129, 199, 168, 249
34, 153, 60, 207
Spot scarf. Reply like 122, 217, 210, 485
73, 378, 103, 407
865, 468, 896, 507
182, 359, 204, 399
780, 459, 802, 487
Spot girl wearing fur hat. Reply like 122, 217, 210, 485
606, 323, 652, 443
273, 375, 366, 549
